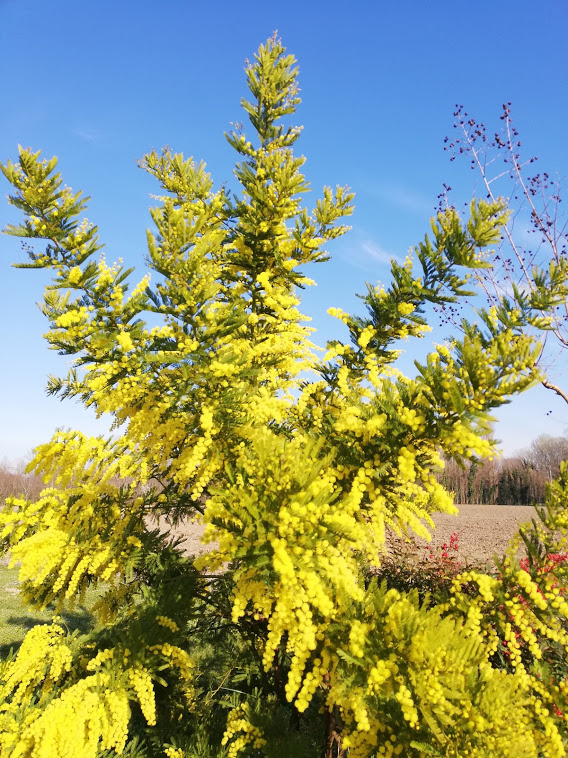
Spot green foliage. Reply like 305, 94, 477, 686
1, 35, 568, 758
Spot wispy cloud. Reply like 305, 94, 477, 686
372, 185, 432, 214
336, 238, 402, 275
361, 240, 402, 265
72, 127, 99, 143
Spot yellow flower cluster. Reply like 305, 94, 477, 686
1, 655, 130, 758
0, 619, 201, 757
221, 706, 266, 758
395, 683, 419, 728
398, 406, 425, 433
397, 302, 415, 316
156, 615, 180, 632
515, 567, 549, 610
128, 664, 156, 725
0, 432, 154, 609
396, 446, 416, 480
357, 325, 376, 349
349, 620, 370, 657
163, 748, 185, 758
0, 622, 73, 708
324, 583, 566, 758
366, 659, 394, 693
150, 643, 195, 684
327, 306, 350, 324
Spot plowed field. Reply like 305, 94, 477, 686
170, 504, 540, 568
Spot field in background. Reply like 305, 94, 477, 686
406, 504, 538, 564
166, 504, 539, 567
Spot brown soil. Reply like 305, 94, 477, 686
169, 505, 539, 567
156, 517, 211, 558
392, 504, 539, 567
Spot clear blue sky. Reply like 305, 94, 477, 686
1, 0, 567, 461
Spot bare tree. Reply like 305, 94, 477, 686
438, 452, 549, 505
444, 104, 568, 403
525, 433, 568, 481
0, 457, 43, 504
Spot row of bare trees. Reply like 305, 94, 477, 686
0, 459, 44, 505
438, 434, 568, 505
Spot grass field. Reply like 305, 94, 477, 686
0, 563, 96, 658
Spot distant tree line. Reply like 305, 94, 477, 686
2, 433, 568, 509
0, 459, 43, 504
438, 433, 568, 505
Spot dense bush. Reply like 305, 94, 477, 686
1, 37, 568, 757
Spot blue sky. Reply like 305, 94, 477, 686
1, 0, 567, 461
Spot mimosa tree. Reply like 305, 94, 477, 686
1, 36, 568, 758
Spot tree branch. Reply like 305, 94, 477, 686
542, 378, 568, 405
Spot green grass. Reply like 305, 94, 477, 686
0, 562, 97, 658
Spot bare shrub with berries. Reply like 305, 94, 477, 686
443, 103, 568, 403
